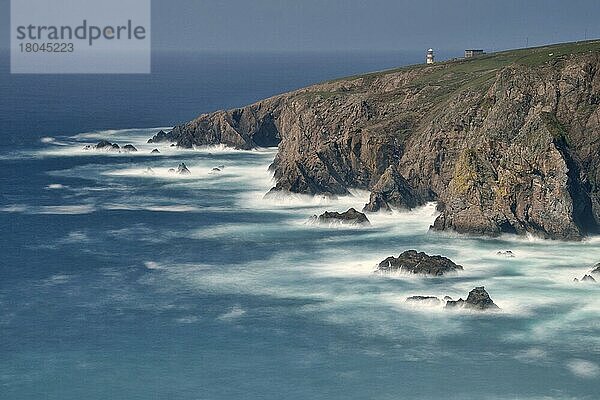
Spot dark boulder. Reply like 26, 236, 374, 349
177, 163, 191, 175
590, 263, 600, 275
212, 168, 221, 172
151, 149, 160, 154
122, 144, 138, 152
376, 250, 463, 276
311, 208, 370, 225
95, 140, 120, 150
446, 287, 500, 311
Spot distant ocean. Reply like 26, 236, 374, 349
0, 49, 434, 148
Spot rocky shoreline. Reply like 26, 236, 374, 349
148, 41, 600, 241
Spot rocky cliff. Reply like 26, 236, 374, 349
151, 41, 600, 240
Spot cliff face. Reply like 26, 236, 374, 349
152, 41, 600, 240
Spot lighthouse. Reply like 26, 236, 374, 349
426, 48, 435, 64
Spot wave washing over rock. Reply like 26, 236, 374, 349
149, 41, 600, 241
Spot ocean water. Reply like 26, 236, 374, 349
1, 53, 600, 399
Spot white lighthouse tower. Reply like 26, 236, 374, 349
426, 48, 435, 64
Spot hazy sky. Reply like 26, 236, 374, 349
1, 0, 599, 52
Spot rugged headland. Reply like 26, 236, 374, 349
151, 41, 600, 240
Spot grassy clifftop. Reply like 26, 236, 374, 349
336, 39, 600, 82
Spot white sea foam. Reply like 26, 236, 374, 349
566, 359, 600, 378
102, 203, 202, 212
175, 316, 201, 324
60, 231, 90, 243
0, 204, 28, 213
45, 183, 66, 190
144, 261, 163, 270
0, 204, 95, 214
37, 205, 96, 214
217, 306, 246, 321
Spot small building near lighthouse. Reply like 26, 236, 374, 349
464, 49, 485, 58
426, 48, 435, 64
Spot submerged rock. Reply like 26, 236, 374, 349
497, 250, 515, 258
376, 250, 463, 276
446, 287, 500, 311
168, 168, 176, 173
591, 263, 600, 275
405, 296, 441, 305
122, 144, 138, 152
581, 274, 596, 282
311, 208, 370, 225
211, 167, 221, 172
144, 167, 155, 175
177, 163, 191, 175
151, 148, 160, 154
445, 298, 465, 308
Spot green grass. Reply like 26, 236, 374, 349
327, 39, 600, 86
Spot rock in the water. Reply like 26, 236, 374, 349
376, 250, 463, 276
363, 166, 423, 212
144, 167, 155, 175
148, 130, 172, 143
122, 144, 137, 152
590, 263, 600, 275
581, 274, 596, 282
168, 168, 176, 173
446, 287, 500, 311
212, 167, 221, 172
151, 149, 160, 154
496, 250, 515, 258
405, 296, 441, 305
443, 296, 453, 301
311, 208, 370, 225
217, 165, 225, 169
95, 140, 120, 151
574, 278, 579, 282
445, 298, 465, 308
177, 163, 191, 175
